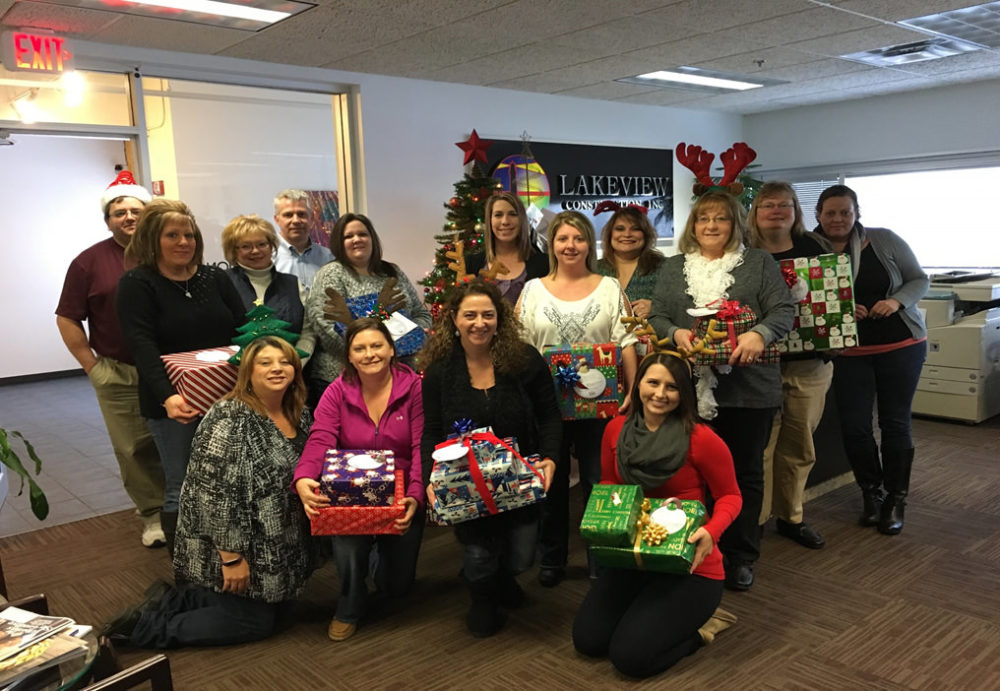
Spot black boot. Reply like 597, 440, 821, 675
465, 576, 505, 637
860, 487, 883, 527
496, 572, 526, 609
160, 511, 178, 558
878, 448, 914, 535
847, 442, 884, 527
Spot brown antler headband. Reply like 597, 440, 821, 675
621, 316, 728, 366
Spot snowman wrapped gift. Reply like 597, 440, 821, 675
777, 253, 858, 353
543, 343, 624, 420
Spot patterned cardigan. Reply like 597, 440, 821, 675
174, 400, 313, 603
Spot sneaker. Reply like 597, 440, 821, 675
328, 618, 357, 641
141, 514, 166, 549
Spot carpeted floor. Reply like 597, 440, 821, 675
2, 413, 999, 689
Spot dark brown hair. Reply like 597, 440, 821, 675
330, 213, 398, 279
341, 317, 397, 383
599, 207, 664, 276
629, 353, 699, 434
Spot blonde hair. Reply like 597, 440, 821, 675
545, 211, 597, 275
747, 181, 807, 249
221, 215, 279, 265
677, 192, 746, 255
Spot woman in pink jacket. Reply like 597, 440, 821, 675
294, 317, 424, 642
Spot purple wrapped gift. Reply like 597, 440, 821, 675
320, 449, 396, 506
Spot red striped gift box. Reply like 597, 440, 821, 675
160, 346, 240, 415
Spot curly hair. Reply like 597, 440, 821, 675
418, 278, 528, 375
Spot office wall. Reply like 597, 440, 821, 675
744, 79, 1000, 173
354, 73, 742, 282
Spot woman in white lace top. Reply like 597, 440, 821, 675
516, 210, 637, 588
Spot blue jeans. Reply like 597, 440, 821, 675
832, 340, 926, 487
145, 416, 200, 513
539, 418, 607, 569
130, 585, 279, 649
456, 508, 539, 582
331, 515, 424, 623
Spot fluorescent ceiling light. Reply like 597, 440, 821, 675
617, 66, 786, 93
30, 0, 315, 31
636, 69, 762, 91
127, 0, 288, 23
900, 2, 1000, 49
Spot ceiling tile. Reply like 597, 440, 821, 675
554, 81, 661, 100
88, 14, 250, 54
788, 24, 929, 57
1, 2, 119, 35
829, 0, 980, 23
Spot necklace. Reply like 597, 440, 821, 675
171, 278, 192, 298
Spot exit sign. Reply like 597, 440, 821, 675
1, 30, 74, 74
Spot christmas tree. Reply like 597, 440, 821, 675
419, 129, 503, 318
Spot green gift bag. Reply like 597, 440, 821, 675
580, 485, 644, 548
591, 497, 707, 574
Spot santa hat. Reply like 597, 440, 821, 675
101, 171, 152, 212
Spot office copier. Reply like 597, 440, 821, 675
914, 273, 1000, 423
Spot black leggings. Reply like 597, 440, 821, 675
573, 568, 723, 678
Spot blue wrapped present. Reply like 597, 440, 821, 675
332, 292, 425, 356
429, 431, 545, 526
320, 449, 396, 506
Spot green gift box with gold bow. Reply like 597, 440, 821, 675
589, 496, 707, 574
579, 484, 644, 547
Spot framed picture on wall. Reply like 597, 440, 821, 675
306, 190, 339, 250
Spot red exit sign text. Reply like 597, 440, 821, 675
1, 31, 74, 74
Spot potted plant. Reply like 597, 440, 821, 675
0, 428, 48, 520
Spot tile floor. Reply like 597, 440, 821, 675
0, 375, 133, 537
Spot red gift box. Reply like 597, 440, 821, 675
310, 469, 406, 536
161, 346, 240, 415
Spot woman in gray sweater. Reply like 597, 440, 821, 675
649, 190, 794, 592
815, 184, 928, 536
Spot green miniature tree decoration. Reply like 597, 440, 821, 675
229, 304, 307, 365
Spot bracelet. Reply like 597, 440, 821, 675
221, 555, 243, 567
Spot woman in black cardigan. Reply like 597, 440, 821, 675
420, 279, 559, 637
464, 191, 548, 304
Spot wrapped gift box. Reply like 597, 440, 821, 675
543, 343, 623, 420
161, 346, 240, 415
691, 302, 781, 366
333, 292, 425, 356
590, 497, 707, 574
777, 253, 858, 353
320, 450, 396, 506
580, 484, 644, 548
429, 432, 546, 526
310, 468, 405, 536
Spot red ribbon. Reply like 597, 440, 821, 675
433, 432, 544, 517
781, 265, 799, 289
708, 299, 745, 320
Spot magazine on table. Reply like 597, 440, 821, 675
0, 607, 75, 663
0, 631, 89, 687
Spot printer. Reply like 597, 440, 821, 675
914, 274, 1000, 424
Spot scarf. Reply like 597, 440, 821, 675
616, 412, 690, 490
682, 249, 745, 419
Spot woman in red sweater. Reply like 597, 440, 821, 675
572, 353, 742, 678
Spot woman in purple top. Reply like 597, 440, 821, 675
293, 317, 424, 642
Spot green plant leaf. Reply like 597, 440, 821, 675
11, 430, 42, 475
27, 475, 49, 520
0, 429, 30, 496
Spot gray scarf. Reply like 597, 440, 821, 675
616, 412, 690, 490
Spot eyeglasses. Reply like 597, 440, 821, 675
758, 202, 795, 210
236, 241, 272, 252
695, 215, 731, 224
110, 209, 140, 219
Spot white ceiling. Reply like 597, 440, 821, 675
3, 0, 999, 114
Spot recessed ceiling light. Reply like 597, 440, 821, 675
617, 66, 786, 93
900, 2, 1000, 49
841, 37, 981, 67
28, 0, 314, 31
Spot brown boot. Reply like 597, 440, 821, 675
698, 607, 738, 644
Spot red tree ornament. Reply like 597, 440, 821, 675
456, 129, 494, 165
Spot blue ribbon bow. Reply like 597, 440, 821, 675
555, 365, 581, 388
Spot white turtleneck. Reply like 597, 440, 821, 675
239, 263, 273, 302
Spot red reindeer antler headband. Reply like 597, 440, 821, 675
676, 141, 757, 196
